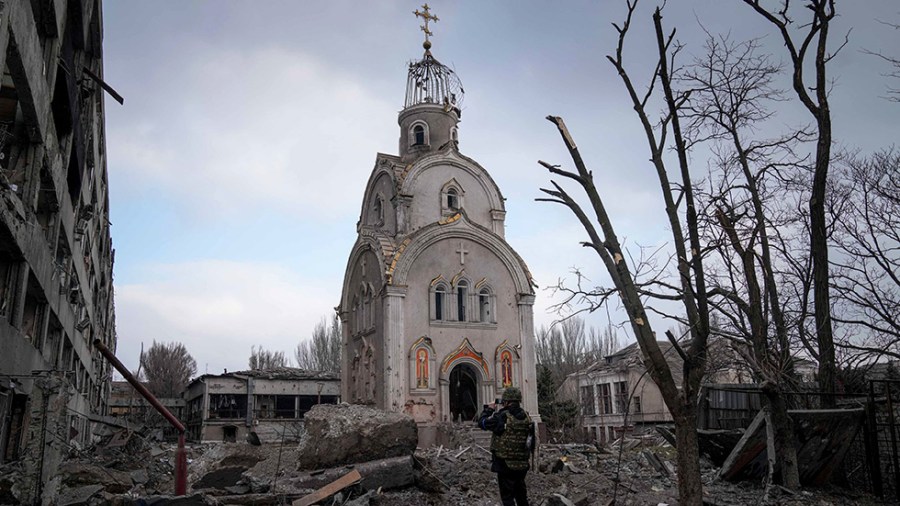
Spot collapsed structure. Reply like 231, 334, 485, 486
339, 5, 539, 444
183, 368, 340, 443
0, 0, 116, 500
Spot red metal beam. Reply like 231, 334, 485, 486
93, 339, 187, 495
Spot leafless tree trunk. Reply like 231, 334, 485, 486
683, 33, 802, 488
538, 4, 711, 501
741, 0, 841, 406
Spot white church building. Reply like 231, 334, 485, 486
339, 8, 539, 442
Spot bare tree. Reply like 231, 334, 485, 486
140, 341, 197, 398
863, 20, 900, 102
831, 150, 900, 360
295, 315, 342, 373
741, 0, 842, 405
683, 32, 804, 489
248, 346, 288, 370
538, 3, 714, 501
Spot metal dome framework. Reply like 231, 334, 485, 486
404, 52, 465, 111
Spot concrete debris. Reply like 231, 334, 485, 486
57, 484, 104, 506
14, 411, 883, 506
295, 403, 418, 470
292, 468, 361, 506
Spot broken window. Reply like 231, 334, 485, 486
255, 395, 298, 419
580, 385, 596, 416
614, 381, 628, 414
22, 273, 48, 351
598, 383, 612, 415
298, 394, 339, 418
632, 395, 642, 414
0, 258, 19, 322
0, 69, 28, 195
208, 394, 247, 419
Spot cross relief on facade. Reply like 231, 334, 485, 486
456, 242, 469, 265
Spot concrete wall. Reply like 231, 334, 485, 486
0, 2, 116, 499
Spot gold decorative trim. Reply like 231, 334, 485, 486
386, 237, 412, 285
494, 339, 510, 361
408, 336, 434, 356
440, 338, 490, 379
474, 277, 488, 289
430, 274, 445, 287
439, 212, 461, 225
450, 269, 466, 286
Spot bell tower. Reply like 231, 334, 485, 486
399, 4, 464, 161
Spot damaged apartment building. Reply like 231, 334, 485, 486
0, 0, 117, 500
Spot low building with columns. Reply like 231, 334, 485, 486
339, 9, 539, 443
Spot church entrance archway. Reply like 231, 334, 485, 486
449, 363, 479, 422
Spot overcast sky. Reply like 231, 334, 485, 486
102, 1, 898, 376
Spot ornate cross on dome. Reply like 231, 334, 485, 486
413, 4, 439, 50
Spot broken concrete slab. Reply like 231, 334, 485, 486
193, 466, 246, 490
57, 484, 103, 506
293, 469, 362, 506
719, 408, 864, 485
296, 404, 417, 470
59, 462, 133, 494
276, 456, 415, 494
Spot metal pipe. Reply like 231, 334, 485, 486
93, 339, 187, 495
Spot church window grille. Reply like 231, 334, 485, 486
456, 280, 468, 321
434, 283, 447, 321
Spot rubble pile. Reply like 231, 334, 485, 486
16, 413, 889, 505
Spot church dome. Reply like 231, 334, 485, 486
404, 51, 464, 112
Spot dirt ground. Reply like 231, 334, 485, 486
17, 423, 890, 505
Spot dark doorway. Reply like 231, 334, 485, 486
222, 425, 237, 443
449, 364, 478, 422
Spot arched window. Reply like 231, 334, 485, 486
413, 124, 425, 146
479, 287, 492, 323
373, 196, 384, 225
447, 188, 459, 210
434, 283, 447, 321
450, 127, 458, 142
457, 280, 468, 322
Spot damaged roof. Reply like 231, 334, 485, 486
191, 367, 340, 385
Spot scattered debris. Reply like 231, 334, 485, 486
720, 408, 865, 485
293, 469, 361, 506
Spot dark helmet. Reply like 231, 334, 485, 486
502, 387, 522, 402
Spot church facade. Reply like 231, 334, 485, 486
339, 25, 539, 437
